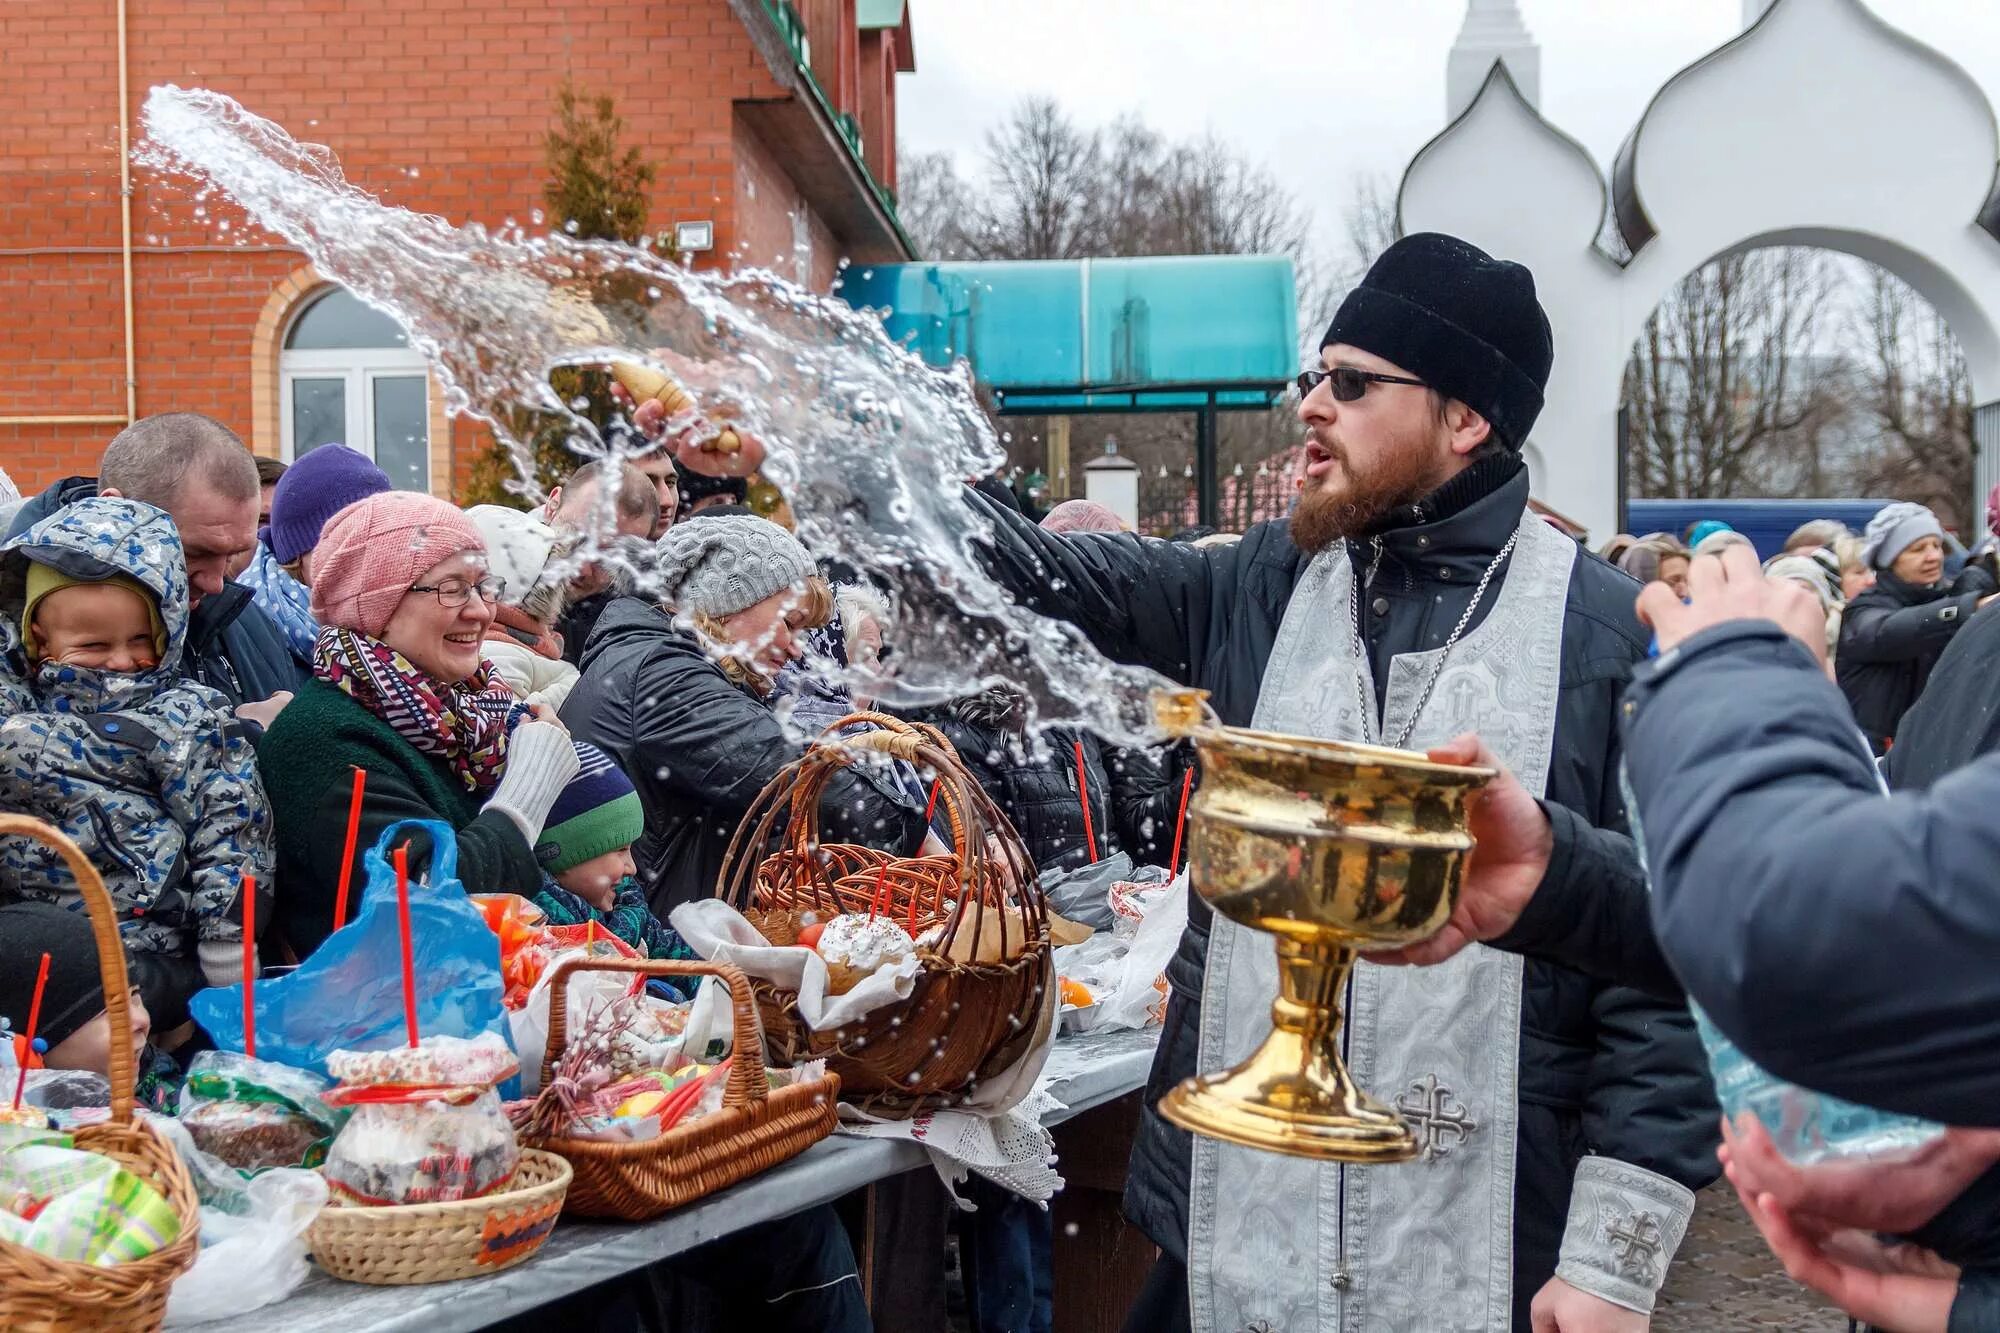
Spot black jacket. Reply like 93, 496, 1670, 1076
926, 696, 1169, 875
10, 475, 301, 710
1621, 620, 2000, 1323
1837, 565, 1994, 752
1625, 620, 2000, 1129
969, 458, 1718, 1320
560, 596, 928, 917
1884, 596, 2000, 793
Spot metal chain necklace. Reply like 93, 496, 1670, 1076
1347, 528, 1521, 749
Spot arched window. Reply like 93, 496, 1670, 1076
279, 287, 430, 490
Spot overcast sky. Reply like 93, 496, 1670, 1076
896, 1, 2000, 251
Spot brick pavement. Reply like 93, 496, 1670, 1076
1655, 1186, 1851, 1331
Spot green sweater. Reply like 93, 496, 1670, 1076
257, 678, 541, 959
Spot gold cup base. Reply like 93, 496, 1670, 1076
1157, 939, 1419, 1163
1158, 1043, 1419, 1164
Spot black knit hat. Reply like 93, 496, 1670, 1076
1321, 232, 1553, 450
0, 901, 108, 1052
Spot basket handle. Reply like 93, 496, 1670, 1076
0, 814, 140, 1124
540, 956, 769, 1112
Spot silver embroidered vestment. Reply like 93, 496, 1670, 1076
1188, 510, 1574, 1332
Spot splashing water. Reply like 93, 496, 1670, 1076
139, 86, 1171, 744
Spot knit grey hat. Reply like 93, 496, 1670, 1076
1861, 502, 1943, 571
653, 513, 816, 618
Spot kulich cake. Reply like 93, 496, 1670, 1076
815, 914, 915, 995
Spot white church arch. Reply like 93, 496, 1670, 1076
1400, 0, 2000, 538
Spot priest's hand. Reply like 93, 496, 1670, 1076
1363, 733, 1552, 968
1721, 1114, 2000, 1236
1529, 1277, 1649, 1332
1638, 543, 1829, 670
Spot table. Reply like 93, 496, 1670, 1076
181, 1026, 1161, 1333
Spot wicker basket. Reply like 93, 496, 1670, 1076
307, 1148, 571, 1285
0, 814, 202, 1333
718, 713, 1053, 1117
522, 958, 840, 1221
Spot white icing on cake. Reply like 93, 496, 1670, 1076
816, 913, 915, 974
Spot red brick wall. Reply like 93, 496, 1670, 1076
857, 29, 898, 196
0, 0, 872, 498
731, 110, 839, 291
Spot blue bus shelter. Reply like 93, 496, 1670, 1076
840, 254, 1298, 526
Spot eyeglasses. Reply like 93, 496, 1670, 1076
1296, 366, 1428, 402
407, 575, 507, 608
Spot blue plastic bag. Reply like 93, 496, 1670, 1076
192, 820, 509, 1077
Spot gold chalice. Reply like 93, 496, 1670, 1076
1154, 689, 1492, 1162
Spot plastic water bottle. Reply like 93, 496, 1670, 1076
1622, 759, 1945, 1164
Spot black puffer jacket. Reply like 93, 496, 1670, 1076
561, 596, 928, 916
970, 457, 1717, 1322
9, 476, 301, 710
925, 689, 1170, 875
1837, 564, 1995, 753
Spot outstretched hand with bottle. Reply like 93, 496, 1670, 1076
611, 348, 767, 479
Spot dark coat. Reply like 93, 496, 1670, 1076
1620, 620, 2000, 1318
1837, 564, 1995, 752
1884, 597, 2000, 793
1625, 619, 2000, 1128
561, 596, 927, 917
926, 699, 1169, 875
9, 476, 301, 710
969, 459, 1718, 1321
257, 677, 541, 960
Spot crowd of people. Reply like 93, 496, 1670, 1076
0, 408, 1189, 1332
1598, 494, 2000, 757
6, 227, 2000, 1333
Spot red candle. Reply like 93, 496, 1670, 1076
241, 875, 257, 1059
332, 767, 367, 929
393, 842, 419, 1048
1169, 767, 1195, 875
11, 952, 50, 1110
1074, 740, 1099, 864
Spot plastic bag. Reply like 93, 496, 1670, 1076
190, 821, 510, 1076
0, 1134, 182, 1263
321, 1032, 522, 1205
145, 1113, 326, 1326
473, 894, 554, 1009
324, 1031, 519, 1088
176, 1052, 343, 1172
1100, 871, 1186, 1031
1038, 853, 1136, 932
322, 1088, 520, 1205
507, 959, 639, 1095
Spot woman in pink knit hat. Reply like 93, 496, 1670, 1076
258, 491, 578, 958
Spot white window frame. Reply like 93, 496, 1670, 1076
278, 348, 432, 467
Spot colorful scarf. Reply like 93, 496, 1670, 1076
312, 626, 521, 793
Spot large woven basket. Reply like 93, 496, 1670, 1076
308, 1148, 571, 1285
0, 814, 202, 1333
718, 713, 1053, 1117
524, 958, 840, 1221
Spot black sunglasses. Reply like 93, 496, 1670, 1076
1296, 366, 1428, 402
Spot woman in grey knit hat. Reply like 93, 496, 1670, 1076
560, 511, 928, 917
1837, 501, 1999, 753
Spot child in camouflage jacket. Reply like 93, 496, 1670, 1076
0, 497, 274, 1033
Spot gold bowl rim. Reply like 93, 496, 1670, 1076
1201, 724, 1497, 785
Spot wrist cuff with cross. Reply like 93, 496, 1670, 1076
1553, 1156, 1696, 1316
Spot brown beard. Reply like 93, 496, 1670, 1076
1289, 436, 1451, 555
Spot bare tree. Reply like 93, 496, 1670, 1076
961, 96, 1104, 260
896, 97, 1326, 532
1846, 265, 1974, 531
1622, 248, 1850, 500
896, 149, 976, 259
